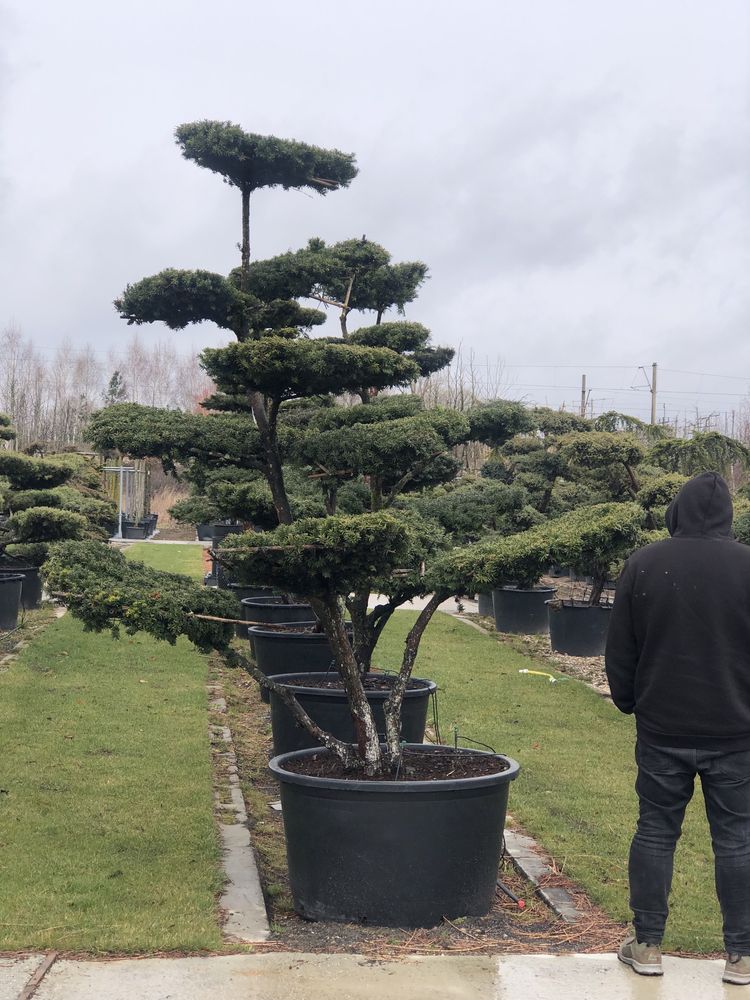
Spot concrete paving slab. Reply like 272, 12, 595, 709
219, 823, 270, 942
30, 951, 735, 1000
0, 955, 45, 1000
497, 952, 728, 999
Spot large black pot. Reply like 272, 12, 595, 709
249, 627, 336, 682
196, 523, 213, 541
269, 672, 437, 755
492, 586, 557, 635
227, 584, 276, 635
0, 574, 24, 630
123, 522, 148, 540
548, 600, 611, 656
241, 597, 316, 627
210, 523, 244, 543
0, 566, 42, 610
269, 744, 520, 927
477, 592, 494, 617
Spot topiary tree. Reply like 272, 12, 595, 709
52, 122, 487, 777
431, 502, 645, 608
557, 430, 646, 500
0, 449, 114, 568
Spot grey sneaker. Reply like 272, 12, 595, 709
724, 954, 750, 985
617, 933, 663, 976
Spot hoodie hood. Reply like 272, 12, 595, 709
665, 471, 733, 538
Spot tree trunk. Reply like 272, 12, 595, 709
589, 574, 605, 607
311, 595, 382, 774
225, 647, 357, 766
383, 592, 447, 766
247, 390, 293, 525
240, 187, 250, 290
623, 462, 640, 499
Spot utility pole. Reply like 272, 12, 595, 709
580, 374, 587, 418
639, 363, 658, 425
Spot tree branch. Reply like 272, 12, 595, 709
224, 647, 355, 764
383, 591, 448, 764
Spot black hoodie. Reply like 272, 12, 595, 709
605, 471, 750, 750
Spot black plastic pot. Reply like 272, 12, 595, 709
249, 627, 337, 681
123, 523, 148, 540
269, 672, 437, 755
269, 744, 520, 927
0, 574, 24, 630
227, 584, 276, 635
241, 597, 316, 627
0, 566, 42, 610
548, 600, 612, 656
491, 586, 557, 635
210, 523, 244, 542
477, 592, 494, 617
196, 523, 213, 541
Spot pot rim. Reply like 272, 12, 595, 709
241, 597, 312, 610
268, 671, 437, 699
269, 743, 520, 793
247, 623, 322, 639
493, 585, 557, 594
547, 599, 613, 611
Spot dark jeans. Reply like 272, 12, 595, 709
630, 740, 750, 952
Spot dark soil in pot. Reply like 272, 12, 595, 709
548, 599, 612, 657
492, 586, 556, 635
269, 744, 520, 927
269, 671, 437, 755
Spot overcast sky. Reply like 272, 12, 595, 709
1, 1, 749, 425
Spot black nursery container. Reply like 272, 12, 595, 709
491, 586, 557, 635
548, 601, 612, 656
249, 627, 336, 682
241, 597, 316, 627
269, 745, 520, 927
0, 566, 42, 610
210, 523, 243, 543
0, 574, 24, 630
269, 672, 437, 755
477, 592, 494, 617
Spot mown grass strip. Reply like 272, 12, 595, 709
124, 541, 205, 581
375, 611, 720, 954
0, 613, 224, 953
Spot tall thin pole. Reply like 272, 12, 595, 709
650, 362, 657, 425
117, 467, 124, 539
580, 374, 587, 418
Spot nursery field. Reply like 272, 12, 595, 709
0, 612, 223, 954
0, 552, 722, 954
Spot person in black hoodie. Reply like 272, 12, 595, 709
606, 471, 750, 984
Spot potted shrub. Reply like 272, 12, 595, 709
48, 121, 520, 928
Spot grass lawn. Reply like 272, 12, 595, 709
376, 611, 721, 954
0, 612, 224, 954
124, 541, 205, 581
